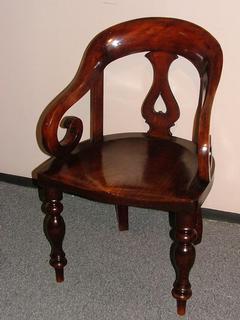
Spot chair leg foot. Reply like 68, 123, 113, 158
177, 299, 186, 316
55, 268, 64, 283
42, 188, 67, 282
171, 211, 196, 315
115, 205, 129, 231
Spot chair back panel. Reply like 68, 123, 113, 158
85, 18, 222, 139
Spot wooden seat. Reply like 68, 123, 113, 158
38, 133, 208, 209
33, 17, 223, 316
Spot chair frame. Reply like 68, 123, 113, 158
34, 17, 223, 315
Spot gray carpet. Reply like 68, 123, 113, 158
0, 181, 239, 320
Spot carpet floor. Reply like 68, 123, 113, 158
0, 181, 239, 320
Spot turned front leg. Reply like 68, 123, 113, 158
42, 188, 67, 282
171, 212, 197, 316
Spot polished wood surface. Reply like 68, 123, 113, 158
37, 133, 211, 212
34, 17, 223, 315
42, 188, 67, 282
142, 51, 180, 138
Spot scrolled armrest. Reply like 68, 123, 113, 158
39, 39, 105, 157
40, 85, 87, 158
194, 43, 222, 182
57, 116, 83, 155
198, 132, 213, 183
197, 75, 217, 183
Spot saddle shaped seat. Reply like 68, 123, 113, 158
33, 17, 223, 316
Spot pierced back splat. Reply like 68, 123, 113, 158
142, 52, 180, 138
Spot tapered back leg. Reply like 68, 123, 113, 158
115, 205, 129, 231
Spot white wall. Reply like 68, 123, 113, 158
0, 0, 239, 213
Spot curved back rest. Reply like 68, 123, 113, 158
85, 17, 221, 70
79, 18, 223, 139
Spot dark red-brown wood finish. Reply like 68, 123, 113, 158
34, 18, 223, 316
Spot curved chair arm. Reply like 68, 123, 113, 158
196, 57, 222, 183
40, 43, 105, 157
197, 95, 214, 184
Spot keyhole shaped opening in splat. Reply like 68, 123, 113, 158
153, 94, 167, 113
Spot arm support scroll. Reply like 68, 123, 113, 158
40, 85, 86, 158
39, 42, 106, 157
41, 85, 87, 158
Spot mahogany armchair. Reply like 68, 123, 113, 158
34, 18, 223, 315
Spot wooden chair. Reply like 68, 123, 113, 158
33, 17, 223, 315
